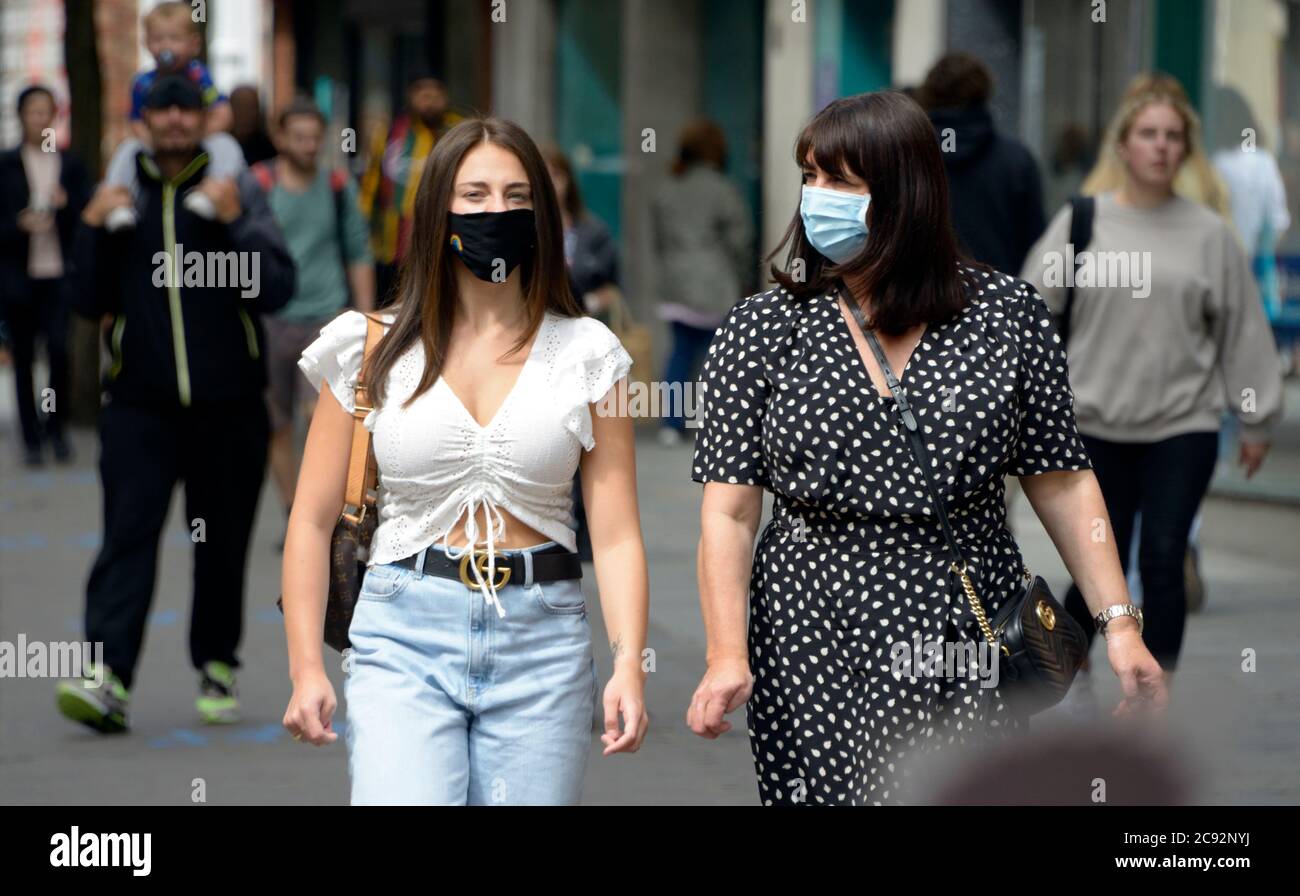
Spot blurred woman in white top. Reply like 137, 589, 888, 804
281, 117, 649, 804
1210, 85, 1291, 358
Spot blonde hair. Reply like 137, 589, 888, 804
144, 1, 200, 38
1081, 72, 1230, 218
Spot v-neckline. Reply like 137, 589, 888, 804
439, 312, 550, 431
833, 289, 930, 401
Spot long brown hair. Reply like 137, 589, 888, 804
364, 117, 584, 410
768, 90, 976, 336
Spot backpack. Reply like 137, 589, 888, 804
252, 160, 353, 302
1058, 194, 1096, 347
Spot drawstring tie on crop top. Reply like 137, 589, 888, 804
441, 490, 510, 618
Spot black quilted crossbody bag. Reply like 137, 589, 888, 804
844, 293, 1087, 716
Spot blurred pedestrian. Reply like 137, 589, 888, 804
545, 146, 622, 561
282, 118, 649, 804
252, 97, 375, 551
651, 119, 752, 446
918, 52, 1049, 539
1211, 85, 1292, 367
544, 146, 621, 321
357, 75, 464, 305
230, 84, 278, 166
99, 1, 246, 232
1107, 75, 1242, 621
1164, 86, 1299, 614
0, 84, 89, 466
919, 52, 1046, 274
54, 75, 296, 734
1022, 72, 1284, 684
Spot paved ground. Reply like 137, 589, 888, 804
1, 370, 1297, 805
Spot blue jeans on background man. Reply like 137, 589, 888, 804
343, 540, 597, 805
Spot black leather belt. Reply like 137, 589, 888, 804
393, 543, 583, 591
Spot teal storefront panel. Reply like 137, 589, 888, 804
815, 0, 894, 109
1154, 0, 1205, 111
556, 0, 624, 240
840, 0, 894, 96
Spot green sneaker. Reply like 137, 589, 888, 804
56, 662, 130, 734
197, 661, 240, 724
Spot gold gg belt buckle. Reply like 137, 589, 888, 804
458, 548, 511, 590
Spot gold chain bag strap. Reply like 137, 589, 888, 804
277, 314, 384, 653
842, 290, 1086, 715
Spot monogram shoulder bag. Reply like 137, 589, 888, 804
277, 313, 385, 652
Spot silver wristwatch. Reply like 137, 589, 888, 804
1094, 603, 1144, 638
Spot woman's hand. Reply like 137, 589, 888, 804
1105, 623, 1168, 717
1239, 439, 1269, 479
686, 655, 752, 738
283, 667, 339, 746
600, 664, 648, 755
581, 381, 651, 756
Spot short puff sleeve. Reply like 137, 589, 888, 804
691, 298, 771, 487
297, 309, 370, 417
557, 316, 634, 451
1006, 282, 1093, 476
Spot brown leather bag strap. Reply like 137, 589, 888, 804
341, 315, 384, 521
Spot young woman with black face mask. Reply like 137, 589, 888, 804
281, 118, 650, 804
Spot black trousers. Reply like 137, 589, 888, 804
1063, 430, 1219, 671
2, 278, 70, 449
84, 396, 269, 691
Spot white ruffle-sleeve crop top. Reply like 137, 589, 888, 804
298, 308, 633, 616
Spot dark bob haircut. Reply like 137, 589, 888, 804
768, 90, 981, 336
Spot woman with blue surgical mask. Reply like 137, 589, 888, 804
687, 90, 1166, 805
799, 183, 871, 263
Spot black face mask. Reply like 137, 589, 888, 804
447, 209, 536, 283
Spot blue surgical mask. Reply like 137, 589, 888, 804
800, 184, 871, 264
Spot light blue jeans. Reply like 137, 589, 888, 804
342, 540, 597, 805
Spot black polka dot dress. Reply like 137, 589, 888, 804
691, 268, 1093, 805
